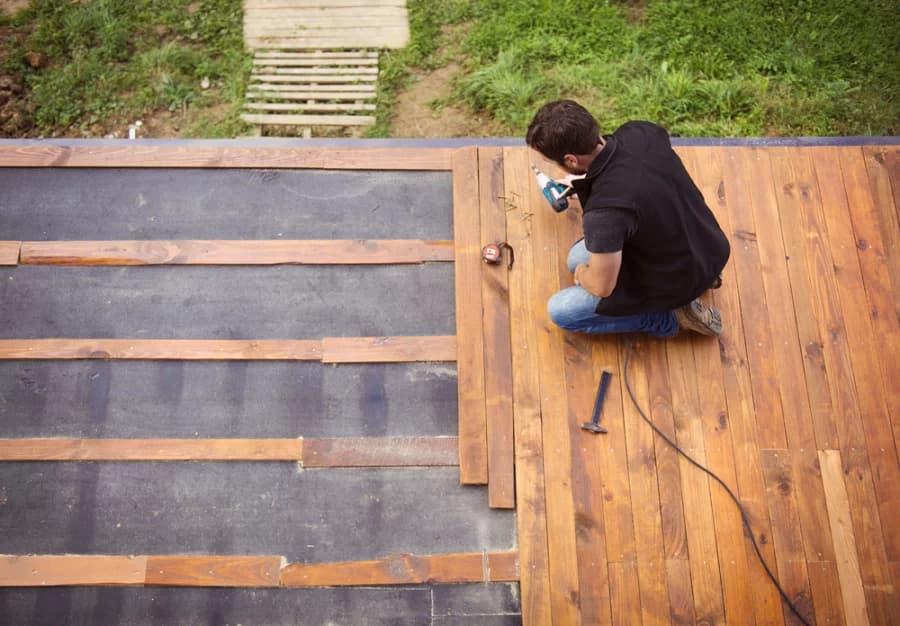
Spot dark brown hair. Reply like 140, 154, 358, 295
525, 99, 600, 164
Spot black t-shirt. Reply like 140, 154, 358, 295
571, 121, 730, 316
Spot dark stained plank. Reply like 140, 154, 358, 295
863, 146, 900, 321
665, 558, 695, 625
301, 436, 458, 467
320, 336, 456, 363
452, 146, 488, 485
0, 241, 19, 265
19, 239, 455, 265
280, 552, 497, 586
503, 145, 553, 626
478, 146, 515, 508
0, 555, 147, 586
145, 556, 282, 587
0, 145, 455, 170
807, 560, 847, 626
0, 338, 323, 360
0, 438, 303, 461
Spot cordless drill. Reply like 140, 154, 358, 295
531, 164, 576, 212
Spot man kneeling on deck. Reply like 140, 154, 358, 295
526, 99, 730, 337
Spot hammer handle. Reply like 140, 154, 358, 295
591, 370, 613, 424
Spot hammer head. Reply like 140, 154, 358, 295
581, 421, 608, 434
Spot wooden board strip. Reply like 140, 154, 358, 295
0, 438, 302, 461
0, 555, 148, 586
478, 146, 515, 507
0, 339, 323, 360
248, 83, 376, 93
0, 146, 454, 170
320, 336, 456, 363
452, 146, 488, 485
487, 551, 520, 582
247, 75, 376, 84
253, 58, 379, 67
243, 103, 377, 112
246, 35, 408, 50
246, 91, 376, 101
302, 436, 458, 467
503, 145, 552, 626
20, 240, 454, 266
819, 449, 870, 625
240, 114, 376, 127
862, 146, 900, 322
253, 51, 380, 59
280, 552, 491, 586
145, 555, 282, 587
0, 241, 20, 265
245, 0, 404, 7
251, 67, 379, 75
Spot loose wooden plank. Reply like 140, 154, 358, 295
280, 552, 488, 586
240, 114, 375, 127
503, 145, 553, 626
302, 436, 458, 467
0, 339, 323, 360
0, 241, 20, 265
525, 148, 581, 626
320, 336, 456, 363
0, 146, 454, 170
0, 555, 148, 586
478, 146, 515, 508
452, 146, 488, 486
20, 240, 453, 266
819, 449, 870, 625
145, 556, 282, 587
0, 438, 302, 461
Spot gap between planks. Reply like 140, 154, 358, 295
0, 436, 459, 466
0, 551, 519, 587
0, 336, 456, 362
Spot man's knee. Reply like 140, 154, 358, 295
547, 292, 576, 329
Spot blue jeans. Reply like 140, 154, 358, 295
547, 240, 679, 337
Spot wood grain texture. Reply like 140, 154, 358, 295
145, 556, 282, 587
0, 438, 302, 461
488, 551, 520, 582
0, 145, 453, 170
862, 146, 900, 323
280, 552, 489, 586
320, 336, 456, 363
452, 146, 488, 485
478, 146, 515, 508
0, 241, 19, 265
302, 436, 458, 467
0, 555, 148, 586
19, 240, 454, 265
0, 339, 323, 360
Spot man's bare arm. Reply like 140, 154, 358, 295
574, 250, 622, 298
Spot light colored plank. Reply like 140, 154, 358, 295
452, 146, 488, 486
145, 556, 282, 587
248, 74, 376, 83
0, 241, 19, 265
245, 17, 403, 30
254, 50, 380, 59
246, 33, 408, 50
0, 146, 454, 170
243, 103, 376, 112
0, 339, 323, 360
302, 436, 458, 467
503, 145, 553, 626
246, 90, 376, 101
320, 335, 456, 363
0, 555, 147, 586
240, 113, 375, 126
280, 552, 488, 586
478, 146, 514, 507
0, 438, 302, 461
819, 449, 870, 625
244, 0, 405, 8
253, 57, 379, 67
20, 240, 453, 265
251, 67, 379, 75
248, 83, 376, 92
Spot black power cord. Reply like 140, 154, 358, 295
622, 336, 812, 626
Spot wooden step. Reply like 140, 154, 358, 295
244, 102, 376, 112
240, 113, 375, 126
249, 73, 376, 84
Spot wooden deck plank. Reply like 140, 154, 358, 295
301, 436, 458, 467
244, 0, 406, 8
0, 438, 303, 461
503, 145, 553, 626
0, 241, 19, 265
243, 103, 377, 113
0, 555, 148, 586
321, 336, 456, 363
0, 146, 454, 170
246, 34, 408, 50
0, 339, 323, 360
478, 146, 515, 507
452, 146, 488, 485
240, 114, 375, 127
145, 556, 282, 587
19, 239, 453, 266
862, 146, 900, 321
608, 560, 642, 626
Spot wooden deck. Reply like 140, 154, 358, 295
0, 142, 898, 624
454, 144, 900, 625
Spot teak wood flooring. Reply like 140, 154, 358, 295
1, 142, 898, 625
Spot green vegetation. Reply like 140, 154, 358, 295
376, 0, 899, 137
5, 0, 251, 137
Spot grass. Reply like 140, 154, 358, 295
374, 0, 899, 137
5, 0, 251, 137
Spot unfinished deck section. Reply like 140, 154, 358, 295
241, 0, 410, 134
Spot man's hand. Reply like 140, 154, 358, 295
573, 251, 622, 298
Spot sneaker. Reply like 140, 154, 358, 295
675, 299, 723, 336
